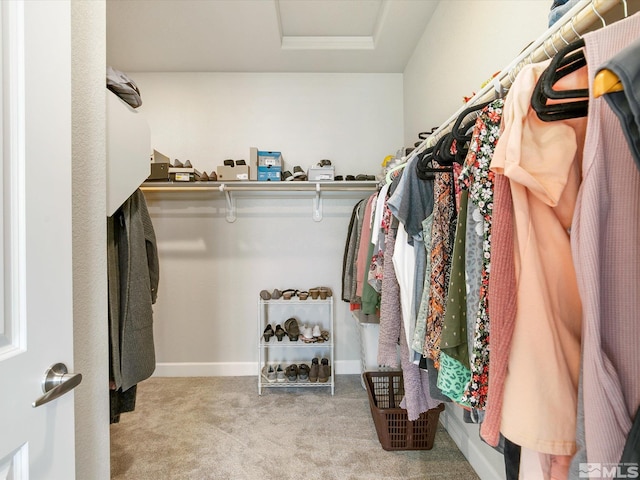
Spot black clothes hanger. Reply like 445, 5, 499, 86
452, 100, 493, 144
451, 100, 494, 162
532, 38, 589, 122
432, 133, 457, 167
416, 142, 453, 181
414, 127, 439, 148
542, 39, 587, 100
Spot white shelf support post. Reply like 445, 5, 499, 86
219, 184, 237, 223
313, 183, 323, 222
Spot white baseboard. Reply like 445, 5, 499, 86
439, 405, 506, 480
153, 359, 362, 378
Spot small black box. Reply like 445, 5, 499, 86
148, 162, 169, 180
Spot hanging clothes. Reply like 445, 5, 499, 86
410, 212, 434, 358
480, 172, 517, 448
355, 193, 377, 299
367, 183, 391, 293
422, 165, 456, 367
387, 157, 435, 349
490, 57, 587, 459
598, 36, 640, 172
341, 199, 366, 304
436, 190, 471, 405
458, 99, 503, 410
108, 188, 159, 423
571, 11, 640, 468
377, 221, 402, 368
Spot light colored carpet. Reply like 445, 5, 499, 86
110, 375, 480, 480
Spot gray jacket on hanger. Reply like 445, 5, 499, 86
108, 188, 159, 392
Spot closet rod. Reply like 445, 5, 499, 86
418, 0, 625, 152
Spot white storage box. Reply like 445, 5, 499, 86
308, 166, 335, 181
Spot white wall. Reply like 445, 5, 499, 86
71, 1, 110, 479
402, 2, 551, 479
133, 73, 404, 376
134, 73, 404, 177
403, 0, 550, 146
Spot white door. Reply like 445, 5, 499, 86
0, 1, 76, 479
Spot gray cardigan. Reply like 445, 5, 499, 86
108, 189, 159, 392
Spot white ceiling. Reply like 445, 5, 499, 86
106, 0, 440, 73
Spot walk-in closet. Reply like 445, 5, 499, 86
2, 1, 638, 479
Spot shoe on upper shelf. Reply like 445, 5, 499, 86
260, 290, 271, 300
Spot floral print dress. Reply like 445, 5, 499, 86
458, 99, 503, 410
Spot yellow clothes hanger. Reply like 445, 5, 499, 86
593, 68, 623, 98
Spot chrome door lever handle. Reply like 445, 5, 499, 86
32, 363, 82, 408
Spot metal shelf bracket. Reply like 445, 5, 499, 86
219, 184, 237, 223
313, 183, 323, 222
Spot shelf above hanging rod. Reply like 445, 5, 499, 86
140, 180, 379, 223
140, 180, 379, 192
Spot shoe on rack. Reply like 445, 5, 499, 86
198, 171, 209, 181
312, 325, 321, 339
173, 159, 184, 168
282, 289, 298, 300
298, 363, 310, 382
208, 171, 218, 181
284, 317, 300, 341
263, 324, 274, 342
274, 324, 285, 341
285, 364, 298, 382
282, 170, 293, 181
309, 357, 320, 382
271, 289, 282, 300
318, 358, 331, 383
262, 365, 276, 383
260, 290, 271, 300
184, 160, 193, 168
276, 364, 285, 383
301, 325, 314, 342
